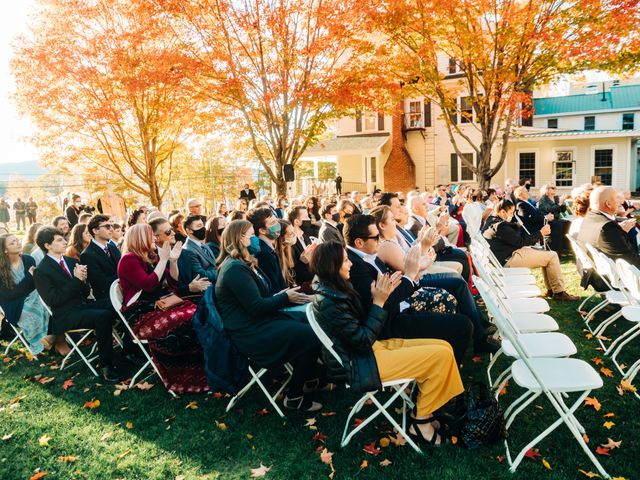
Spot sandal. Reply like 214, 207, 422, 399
407, 416, 442, 446
39, 335, 55, 352
283, 395, 323, 412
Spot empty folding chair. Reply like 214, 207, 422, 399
39, 296, 99, 376
566, 234, 611, 317
470, 234, 533, 276
471, 251, 541, 299
475, 278, 610, 479
305, 304, 421, 452
0, 306, 38, 357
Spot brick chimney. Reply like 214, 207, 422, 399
384, 101, 416, 192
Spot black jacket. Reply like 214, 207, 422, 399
312, 280, 386, 393
0, 255, 36, 326
577, 211, 640, 268
254, 238, 287, 294
80, 241, 121, 300
481, 215, 541, 265
516, 200, 545, 234
33, 255, 91, 334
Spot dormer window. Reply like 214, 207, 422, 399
448, 58, 457, 74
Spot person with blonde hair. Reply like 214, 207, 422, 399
215, 220, 323, 412
22, 222, 42, 255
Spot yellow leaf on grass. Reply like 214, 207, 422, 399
117, 449, 132, 459
582, 433, 589, 443
215, 420, 227, 431
379, 437, 390, 448
578, 469, 601, 478
619, 379, 637, 393
57, 456, 79, 462
600, 367, 614, 378
38, 435, 52, 447
601, 438, 622, 450
603, 421, 615, 430
584, 397, 601, 411
591, 357, 604, 366
125, 422, 133, 430
185, 401, 198, 410
603, 412, 615, 418
542, 458, 552, 470
379, 459, 392, 467
29, 473, 49, 480
359, 460, 368, 469
83, 399, 100, 410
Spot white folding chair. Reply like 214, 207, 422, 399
305, 304, 421, 452
0, 306, 38, 357
605, 260, 640, 377
470, 233, 533, 277
226, 363, 293, 418
475, 278, 610, 479
39, 296, 99, 376
471, 249, 541, 299
584, 246, 633, 341
109, 280, 177, 397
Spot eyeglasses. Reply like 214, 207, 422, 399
364, 235, 380, 241
98, 224, 114, 230
159, 228, 173, 236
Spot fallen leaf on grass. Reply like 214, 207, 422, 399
599, 367, 614, 378
585, 333, 593, 340
57, 456, 79, 462
352, 418, 363, 428
542, 458, 552, 470
584, 397, 601, 411
125, 422, 133, 430
362, 442, 382, 455
38, 376, 55, 385
379, 459, 392, 467
100, 432, 113, 441
250, 464, 270, 478
29, 472, 48, 480
215, 420, 227, 431
618, 379, 637, 394
594, 447, 610, 456
304, 417, 317, 427
595, 335, 611, 342
603, 412, 615, 418
185, 401, 198, 410
134, 382, 154, 390
451, 436, 458, 445
213, 392, 223, 398
2, 433, 13, 441
591, 357, 604, 366
320, 411, 336, 417
379, 437, 390, 448
62, 379, 74, 390
524, 448, 541, 460
312, 432, 327, 443
389, 433, 407, 447
38, 435, 52, 447
582, 433, 589, 443
496, 455, 505, 463
257, 408, 269, 416
83, 399, 100, 410
601, 438, 622, 450
603, 421, 615, 430
611, 477, 628, 480
359, 460, 368, 469
117, 449, 131, 459
471, 356, 481, 363
578, 470, 601, 478
319, 448, 333, 465
175, 476, 185, 480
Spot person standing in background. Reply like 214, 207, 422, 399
13, 198, 26, 231
26, 198, 38, 224
335, 173, 342, 195
0, 199, 10, 230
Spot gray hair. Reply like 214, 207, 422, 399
589, 186, 616, 210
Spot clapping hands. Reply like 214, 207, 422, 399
371, 271, 402, 307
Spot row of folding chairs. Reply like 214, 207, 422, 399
469, 233, 612, 478
566, 235, 640, 393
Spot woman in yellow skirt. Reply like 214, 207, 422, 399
311, 241, 464, 445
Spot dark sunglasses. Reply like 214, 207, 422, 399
364, 235, 380, 241
98, 224, 114, 230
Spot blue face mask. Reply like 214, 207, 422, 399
265, 223, 281, 240
247, 235, 261, 255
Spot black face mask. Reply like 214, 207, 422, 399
525, 184, 531, 191
331, 213, 340, 223
192, 227, 206, 241
301, 220, 311, 230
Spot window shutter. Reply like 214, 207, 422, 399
450, 153, 458, 182
355, 110, 362, 132
377, 112, 384, 131
424, 101, 431, 127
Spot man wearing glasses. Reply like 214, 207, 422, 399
81, 214, 121, 300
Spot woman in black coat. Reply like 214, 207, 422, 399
215, 220, 322, 412
311, 241, 464, 445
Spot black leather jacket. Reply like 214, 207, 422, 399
312, 280, 387, 393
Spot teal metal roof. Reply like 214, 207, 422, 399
534, 84, 640, 115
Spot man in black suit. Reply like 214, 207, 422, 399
33, 226, 119, 382
181, 215, 218, 283
578, 186, 640, 268
514, 186, 548, 235
239, 184, 256, 202
343, 215, 473, 364
318, 203, 344, 245
81, 214, 121, 300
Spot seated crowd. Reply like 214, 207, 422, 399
0, 182, 637, 447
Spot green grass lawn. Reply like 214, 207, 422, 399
0, 260, 638, 480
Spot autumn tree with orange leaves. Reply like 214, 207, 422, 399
157, 0, 385, 196
370, 0, 640, 188
12, 0, 202, 207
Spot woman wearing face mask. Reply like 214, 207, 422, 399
215, 220, 323, 411
287, 206, 317, 293
204, 215, 226, 261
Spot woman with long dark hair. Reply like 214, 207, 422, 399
204, 215, 226, 261
311, 241, 464, 445
274, 219, 296, 287
305, 196, 321, 237
0, 234, 54, 355
215, 220, 322, 411
65, 223, 91, 260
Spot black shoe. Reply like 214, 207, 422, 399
474, 337, 501, 354
100, 364, 121, 383
283, 395, 322, 412
122, 353, 146, 367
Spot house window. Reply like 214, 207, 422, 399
594, 149, 613, 186
450, 153, 474, 182
554, 150, 574, 187
369, 157, 377, 183
622, 113, 635, 130
355, 110, 362, 132
407, 101, 423, 128
448, 57, 457, 74
584, 116, 595, 130
460, 96, 473, 124
547, 118, 558, 129
424, 101, 431, 127
364, 112, 377, 131
518, 152, 536, 186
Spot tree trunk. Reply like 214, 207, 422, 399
275, 176, 287, 197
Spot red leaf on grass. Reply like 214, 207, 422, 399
62, 379, 74, 390
362, 442, 382, 455
257, 408, 269, 416
353, 418, 364, 427
524, 448, 541, 460
312, 432, 328, 443
595, 447, 610, 456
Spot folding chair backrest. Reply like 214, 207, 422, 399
513, 212, 531, 234
109, 280, 142, 323
305, 303, 343, 367
473, 276, 523, 345
566, 234, 594, 272
585, 244, 620, 290
615, 259, 640, 302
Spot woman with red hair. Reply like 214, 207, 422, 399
117, 224, 208, 393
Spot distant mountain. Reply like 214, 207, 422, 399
0, 160, 48, 182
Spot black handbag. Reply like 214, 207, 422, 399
460, 382, 507, 448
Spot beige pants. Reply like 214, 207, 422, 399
373, 338, 464, 417
425, 261, 463, 275
505, 247, 564, 294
